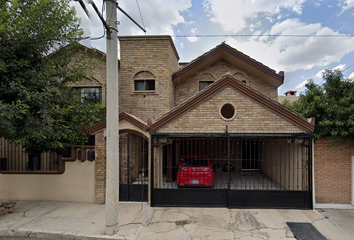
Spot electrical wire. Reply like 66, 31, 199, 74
89, 0, 106, 40
343, 62, 354, 72
172, 34, 354, 38
136, 0, 146, 29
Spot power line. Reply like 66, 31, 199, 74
136, 0, 145, 29
173, 34, 354, 38
343, 62, 354, 72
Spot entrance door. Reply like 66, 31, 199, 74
119, 133, 148, 201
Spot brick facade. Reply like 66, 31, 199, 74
314, 138, 354, 204
160, 86, 304, 133
85, 37, 316, 205
94, 131, 106, 204
174, 60, 278, 106
67, 52, 107, 106
118, 36, 179, 122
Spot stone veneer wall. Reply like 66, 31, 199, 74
314, 138, 353, 204
174, 60, 278, 106
118, 36, 179, 122
94, 131, 106, 204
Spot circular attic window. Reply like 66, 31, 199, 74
220, 103, 236, 120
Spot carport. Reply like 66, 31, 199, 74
150, 133, 312, 209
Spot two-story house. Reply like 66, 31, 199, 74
85, 35, 315, 209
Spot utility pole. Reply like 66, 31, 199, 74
76, 0, 145, 235
105, 0, 119, 235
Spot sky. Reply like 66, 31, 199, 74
72, 0, 354, 96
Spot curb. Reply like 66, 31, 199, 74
1, 228, 126, 240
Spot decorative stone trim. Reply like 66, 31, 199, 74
219, 103, 237, 121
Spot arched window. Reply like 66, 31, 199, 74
233, 73, 248, 84
134, 71, 155, 91
199, 73, 214, 91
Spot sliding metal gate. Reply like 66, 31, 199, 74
119, 133, 148, 202
151, 133, 312, 209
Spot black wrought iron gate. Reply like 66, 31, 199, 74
151, 133, 312, 209
119, 133, 148, 202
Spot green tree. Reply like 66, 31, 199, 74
287, 69, 354, 144
0, 0, 105, 159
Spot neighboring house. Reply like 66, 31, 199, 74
7, 35, 352, 209
278, 90, 299, 103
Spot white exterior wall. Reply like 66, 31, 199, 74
0, 161, 95, 203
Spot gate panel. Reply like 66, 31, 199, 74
228, 190, 311, 209
119, 133, 148, 202
151, 134, 312, 209
152, 189, 227, 207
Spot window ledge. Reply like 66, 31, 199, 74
132, 91, 159, 95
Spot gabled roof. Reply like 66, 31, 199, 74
49, 42, 106, 61
86, 112, 149, 134
172, 43, 284, 87
150, 75, 314, 133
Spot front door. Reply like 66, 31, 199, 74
119, 133, 148, 201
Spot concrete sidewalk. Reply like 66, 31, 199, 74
0, 201, 353, 240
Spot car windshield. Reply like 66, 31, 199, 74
181, 157, 209, 167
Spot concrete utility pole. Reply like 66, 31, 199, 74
76, 0, 146, 235
105, 0, 119, 235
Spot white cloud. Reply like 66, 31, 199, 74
190, 27, 198, 35
338, 0, 354, 13
314, 0, 325, 8
333, 64, 346, 70
119, 0, 192, 35
202, 0, 354, 73
315, 64, 346, 78
224, 18, 354, 73
315, 69, 325, 78
187, 27, 199, 42
349, 71, 354, 78
203, 0, 306, 33
295, 79, 309, 89
187, 36, 199, 42
313, 64, 347, 80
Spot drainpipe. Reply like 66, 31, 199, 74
352, 155, 354, 206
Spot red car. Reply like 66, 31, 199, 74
177, 154, 214, 188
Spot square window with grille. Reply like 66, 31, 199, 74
74, 87, 102, 103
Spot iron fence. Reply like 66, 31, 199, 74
0, 138, 61, 173
152, 133, 311, 192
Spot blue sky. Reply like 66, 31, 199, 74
73, 0, 354, 96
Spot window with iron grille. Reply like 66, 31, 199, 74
74, 87, 102, 103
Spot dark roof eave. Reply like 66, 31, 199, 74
86, 112, 149, 134
172, 43, 284, 85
